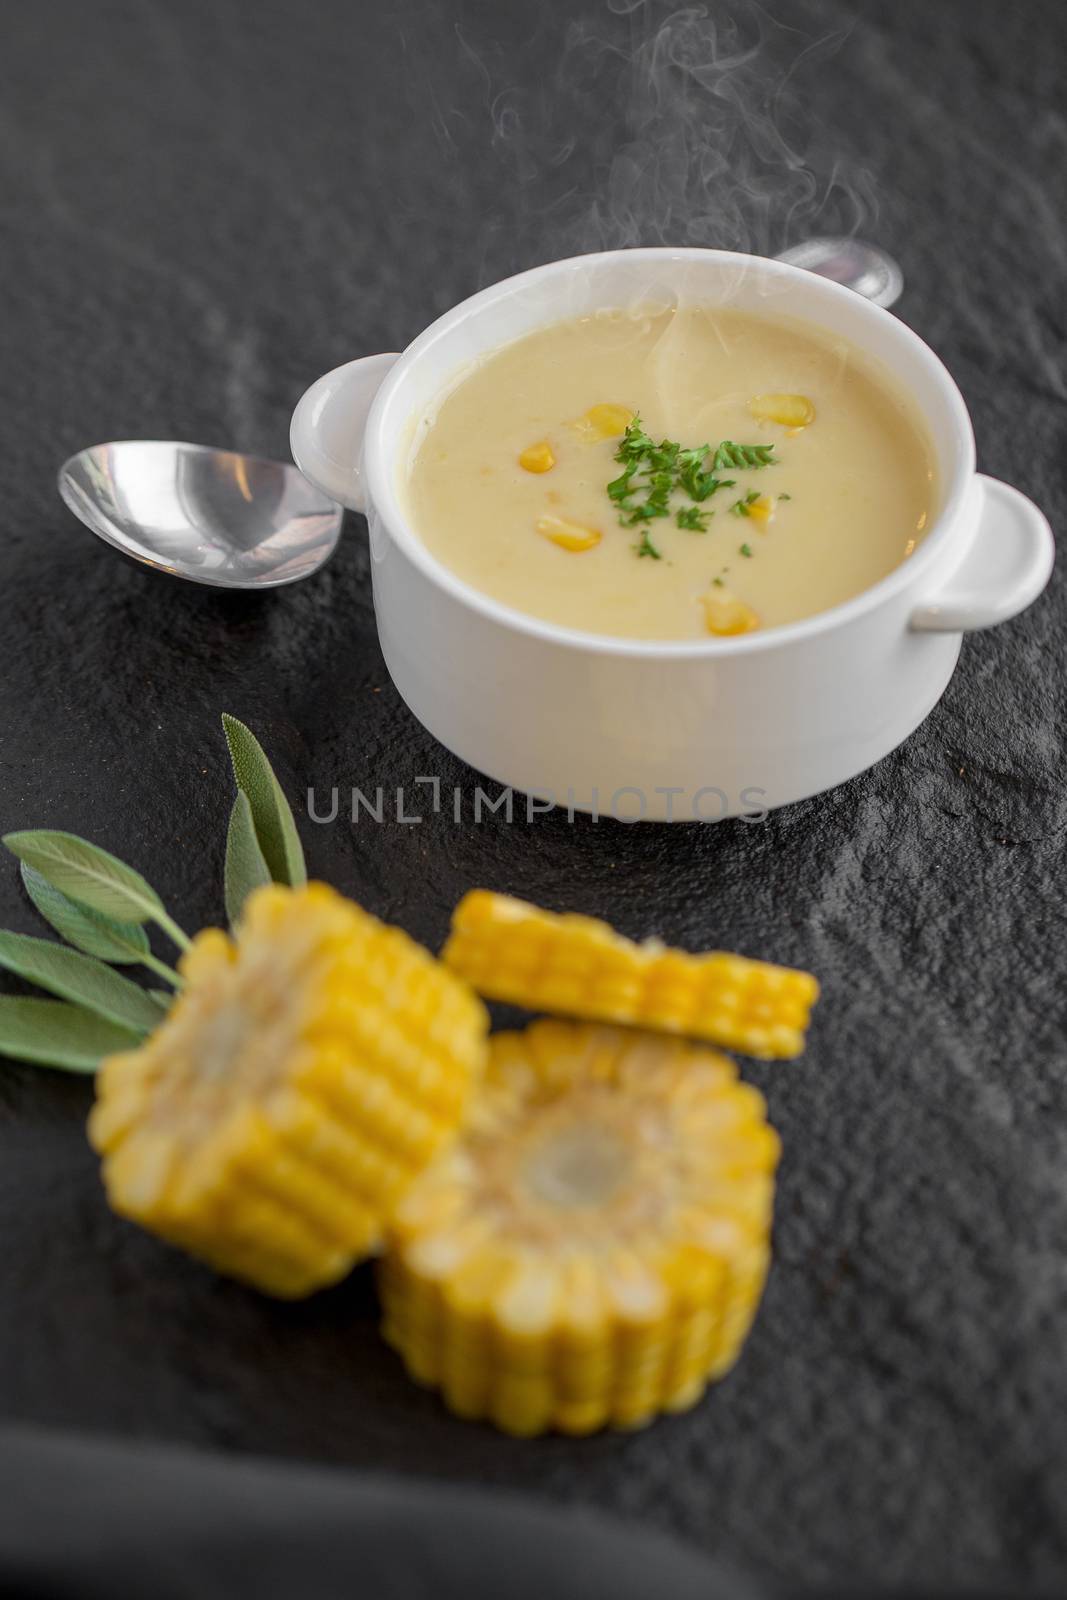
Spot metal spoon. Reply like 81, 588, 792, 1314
57, 239, 902, 590
776, 236, 903, 310
57, 440, 342, 590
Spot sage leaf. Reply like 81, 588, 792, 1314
4, 831, 165, 925
222, 714, 307, 888
148, 990, 173, 1015
21, 863, 151, 964
224, 790, 272, 928
0, 930, 160, 1035
0, 997, 142, 1072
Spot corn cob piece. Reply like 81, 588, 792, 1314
443, 892, 818, 1060
381, 1020, 779, 1436
89, 884, 488, 1297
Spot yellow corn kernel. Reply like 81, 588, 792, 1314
89, 883, 488, 1297
745, 495, 775, 526
536, 513, 602, 553
748, 392, 816, 429
572, 403, 634, 440
702, 590, 761, 636
443, 890, 818, 1060
518, 441, 556, 474
380, 1020, 779, 1436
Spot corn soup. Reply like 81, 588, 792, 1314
405, 304, 935, 641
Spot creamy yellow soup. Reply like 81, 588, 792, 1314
404, 305, 935, 641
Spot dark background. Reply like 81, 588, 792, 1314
1, 0, 1066, 1593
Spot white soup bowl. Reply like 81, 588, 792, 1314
291, 249, 1054, 822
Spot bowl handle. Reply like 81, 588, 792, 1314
910, 475, 1054, 633
290, 353, 401, 513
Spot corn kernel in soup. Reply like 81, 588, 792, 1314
404, 305, 935, 641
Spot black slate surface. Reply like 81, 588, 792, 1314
1, 0, 1065, 1593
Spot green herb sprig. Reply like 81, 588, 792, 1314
0, 716, 306, 1074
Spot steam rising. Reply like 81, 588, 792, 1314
435, 0, 878, 280
567, 2, 875, 256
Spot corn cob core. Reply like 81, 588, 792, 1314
443, 892, 818, 1060
89, 884, 488, 1297
381, 1020, 779, 1436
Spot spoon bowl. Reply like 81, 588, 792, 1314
57, 441, 342, 589
776, 237, 904, 309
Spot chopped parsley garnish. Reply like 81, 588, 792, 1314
623, 421, 655, 457
608, 418, 780, 557
739, 542, 753, 558
620, 498, 670, 527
